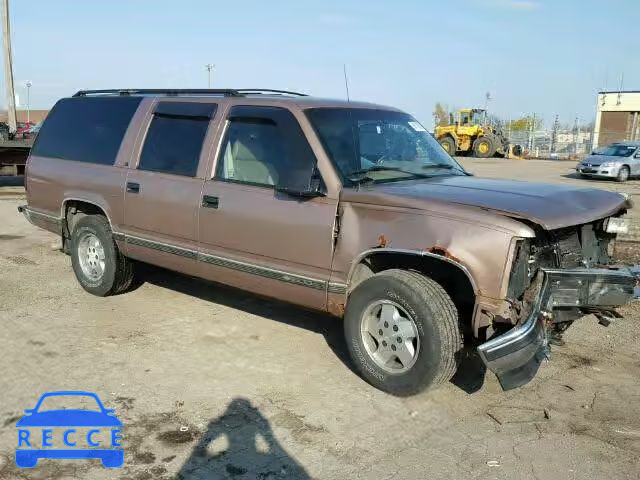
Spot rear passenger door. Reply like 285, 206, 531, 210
198, 106, 337, 310
122, 101, 217, 273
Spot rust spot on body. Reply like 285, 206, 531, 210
425, 245, 461, 263
327, 300, 346, 317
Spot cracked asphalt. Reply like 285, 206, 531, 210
1, 159, 639, 479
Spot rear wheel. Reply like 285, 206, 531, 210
70, 215, 135, 296
344, 269, 462, 396
616, 166, 630, 182
473, 136, 495, 158
438, 137, 456, 155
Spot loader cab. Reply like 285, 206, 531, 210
470, 109, 486, 125
460, 109, 472, 126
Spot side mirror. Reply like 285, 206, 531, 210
275, 164, 325, 198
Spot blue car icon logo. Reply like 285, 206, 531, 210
15, 391, 123, 468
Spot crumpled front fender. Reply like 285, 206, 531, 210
478, 267, 636, 390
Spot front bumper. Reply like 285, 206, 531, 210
576, 165, 620, 178
478, 267, 635, 390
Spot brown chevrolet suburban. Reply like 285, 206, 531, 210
19, 88, 636, 396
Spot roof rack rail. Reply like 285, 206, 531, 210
235, 89, 308, 97
72, 89, 244, 97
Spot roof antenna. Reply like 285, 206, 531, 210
343, 64, 350, 102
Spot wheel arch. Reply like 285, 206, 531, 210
346, 249, 478, 336
60, 198, 115, 242
437, 132, 458, 143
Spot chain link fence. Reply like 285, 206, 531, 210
506, 129, 594, 160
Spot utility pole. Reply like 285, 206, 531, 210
205, 64, 214, 88
1, 0, 16, 134
25, 80, 31, 123
529, 113, 536, 152
483, 91, 491, 123
573, 116, 579, 155
550, 114, 559, 155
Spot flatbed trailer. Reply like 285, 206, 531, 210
0, 139, 32, 175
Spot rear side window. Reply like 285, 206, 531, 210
31, 96, 142, 165
138, 102, 216, 177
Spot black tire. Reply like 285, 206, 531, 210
344, 269, 463, 396
70, 215, 135, 296
616, 166, 630, 183
438, 137, 456, 156
511, 144, 523, 157
473, 136, 495, 158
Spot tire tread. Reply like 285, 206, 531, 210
381, 269, 463, 387
71, 215, 135, 296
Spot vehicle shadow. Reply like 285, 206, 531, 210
136, 263, 355, 373
175, 397, 310, 479
136, 264, 487, 394
560, 172, 638, 184
450, 347, 486, 394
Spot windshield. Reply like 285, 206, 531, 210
306, 108, 466, 185
593, 144, 637, 157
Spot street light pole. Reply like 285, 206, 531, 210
26, 80, 31, 123
1, 0, 17, 134
205, 64, 214, 88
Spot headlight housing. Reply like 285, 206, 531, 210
600, 162, 616, 167
507, 239, 532, 300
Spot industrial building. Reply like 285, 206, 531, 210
593, 90, 640, 148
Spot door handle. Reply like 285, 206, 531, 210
126, 182, 140, 194
202, 195, 219, 208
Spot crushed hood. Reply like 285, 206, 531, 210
343, 176, 628, 230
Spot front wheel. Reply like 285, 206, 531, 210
616, 166, 630, 182
344, 269, 462, 396
438, 137, 456, 155
473, 136, 495, 158
70, 215, 135, 296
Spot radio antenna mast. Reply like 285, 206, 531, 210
343, 64, 350, 102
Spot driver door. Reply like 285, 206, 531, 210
198, 106, 337, 310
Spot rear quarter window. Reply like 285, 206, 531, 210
31, 96, 142, 165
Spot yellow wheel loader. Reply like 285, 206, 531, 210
435, 108, 510, 158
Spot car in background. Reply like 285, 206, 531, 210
16, 122, 35, 138
576, 141, 640, 182
24, 121, 42, 139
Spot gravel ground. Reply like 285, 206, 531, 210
1, 160, 639, 480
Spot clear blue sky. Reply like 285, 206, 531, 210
5, 0, 639, 127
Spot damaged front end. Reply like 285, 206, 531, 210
478, 218, 636, 390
